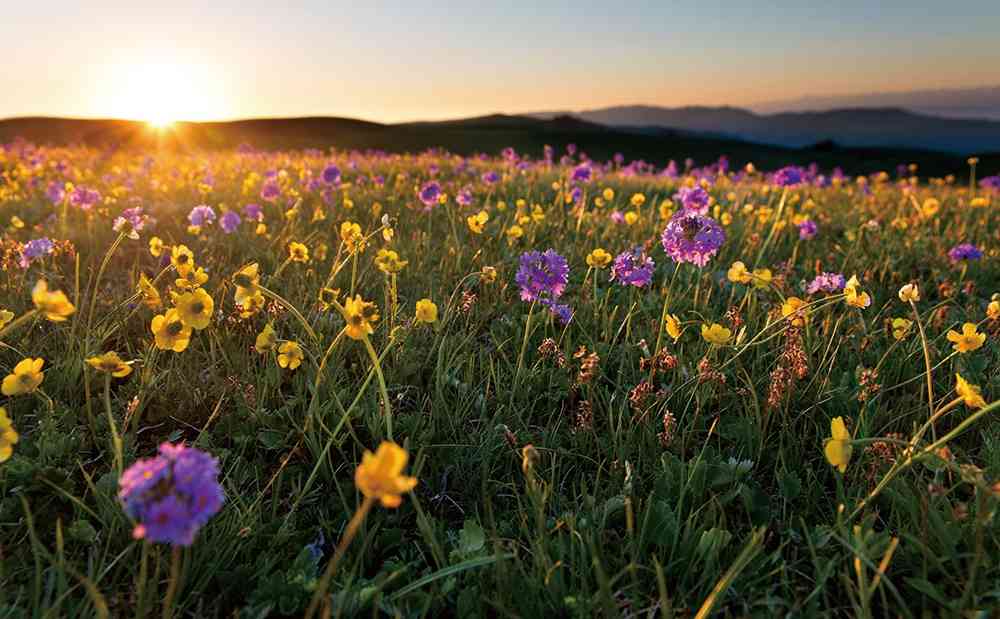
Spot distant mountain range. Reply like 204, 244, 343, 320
531, 104, 1000, 153
749, 86, 1000, 121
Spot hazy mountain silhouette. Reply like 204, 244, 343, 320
749, 85, 1000, 121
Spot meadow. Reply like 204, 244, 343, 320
0, 140, 998, 617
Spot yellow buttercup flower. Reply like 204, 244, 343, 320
86, 351, 133, 378
586, 248, 612, 268
844, 275, 871, 309
602, 188, 615, 201
342, 295, 380, 340
137, 273, 161, 310
891, 317, 912, 340
946, 323, 985, 353
415, 298, 438, 324
624, 211, 639, 225
898, 283, 920, 303
630, 193, 646, 207
505, 225, 523, 244
986, 299, 1000, 321
480, 266, 498, 284
354, 442, 418, 508
727, 261, 752, 284
701, 322, 731, 345
665, 314, 682, 341
2, 358, 44, 396
151, 309, 192, 352
288, 241, 310, 263
467, 210, 489, 234
237, 290, 265, 318
0, 309, 15, 330
255, 323, 278, 354
174, 288, 214, 330
374, 249, 408, 274
277, 341, 304, 370
149, 236, 165, 258
32, 280, 76, 322
175, 266, 208, 291
340, 221, 366, 253
781, 297, 808, 326
233, 263, 260, 306
0, 407, 18, 462
171, 244, 195, 278
955, 373, 986, 409
823, 417, 852, 473
920, 198, 939, 218
751, 268, 772, 289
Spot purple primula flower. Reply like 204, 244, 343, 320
541, 299, 574, 324
773, 166, 806, 187
571, 163, 592, 183
797, 219, 818, 240
69, 186, 101, 210
660, 211, 726, 267
418, 181, 441, 207
516, 250, 569, 302
610, 210, 625, 224
243, 203, 263, 221
610, 246, 655, 288
260, 179, 280, 202
456, 186, 473, 207
979, 175, 1000, 191
188, 205, 216, 227
46, 181, 65, 204
673, 186, 710, 214
118, 442, 225, 546
19, 238, 55, 268
113, 206, 149, 239
948, 243, 982, 263
321, 164, 341, 185
220, 211, 241, 234
806, 272, 846, 295
481, 171, 499, 185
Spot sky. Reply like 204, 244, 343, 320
2, 0, 999, 123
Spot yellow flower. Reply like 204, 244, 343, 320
505, 225, 523, 244
955, 373, 986, 409
920, 198, 940, 218
233, 263, 260, 305
751, 268, 772, 289
531, 204, 545, 223
480, 266, 498, 284
382, 227, 394, 242
602, 188, 615, 201
2, 358, 44, 396
255, 223, 268, 236
151, 309, 192, 352
174, 288, 214, 330
781, 297, 809, 326
85, 351, 132, 378
171, 245, 195, 278
374, 249, 408, 274
342, 295, 380, 340
823, 417, 852, 473
891, 317, 912, 340
340, 221, 366, 253
0, 407, 18, 463
317, 287, 341, 311
586, 249, 612, 268
898, 283, 920, 303
237, 290, 265, 318
277, 341, 304, 370
467, 210, 489, 234
149, 236, 165, 257
288, 241, 309, 263
175, 266, 208, 291
32, 280, 76, 322
10, 216, 24, 229
137, 273, 161, 310
701, 322, 731, 345
665, 314, 682, 341
354, 442, 418, 508
0, 309, 15, 330
255, 323, 278, 354
727, 261, 752, 284
987, 300, 1000, 321
624, 211, 640, 226
415, 298, 438, 324
946, 323, 985, 353
630, 193, 646, 207
844, 275, 871, 309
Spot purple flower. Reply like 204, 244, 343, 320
113, 206, 149, 238
571, 164, 592, 183
773, 166, 806, 187
610, 210, 625, 224
948, 243, 982, 263
19, 238, 54, 268
243, 203, 263, 221
46, 181, 65, 204
797, 219, 818, 240
321, 164, 341, 185
220, 211, 241, 234
541, 299, 574, 324
673, 186, 710, 214
188, 205, 216, 227
516, 250, 569, 302
806, 272, 845, 295
418, 181, 441, 207
260, 180, 280, 203
118, 442, 225, 546
456, 186, 473, 207
481, 171, 500, 185
660, 212, 726, 267
979, 175, 1000, 192
69, 186, 101, 210
610, 247, 655, 288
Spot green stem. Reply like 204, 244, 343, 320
362, 335, 393, 441
305, 496, 375, 619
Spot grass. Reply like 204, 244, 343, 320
0, 141, 998, 617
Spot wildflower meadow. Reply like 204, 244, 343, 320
1, 142, 999, 617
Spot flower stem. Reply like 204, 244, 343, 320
162, 546, 182, 619
362, 335, 393, 441
305, 496, 375, 619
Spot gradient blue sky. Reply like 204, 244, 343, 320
3, 0, 999, 122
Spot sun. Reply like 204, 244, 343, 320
104, 57, 226, 125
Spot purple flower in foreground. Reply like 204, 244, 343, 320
571, 163, 592, 183
220, 211, 241, 234
516, 250, 569, 302
806, 272, 845, 295
188, 205, 216, 227
660, 211, 726, 267
673, 186, 710, 214
610, 246, 655, 288
321, 164, 341, 185
118, 442, 225, 546
418, 181, 441, 207
541, 299, 574, 324
19, 238, 55, 268
243, 203, 263, 221
948, 243, 982, 263
773, 166, 806, 187
113, 206, 149, 239
797, 219, 818, 240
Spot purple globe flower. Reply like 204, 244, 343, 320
220, 211, 241, 234
571, 163, 592, 183
673, 186, 710, 214
610, 246, 655, 288
418, 181, 441, 207
948, 243, 982, 263
260, 180, 280, 203
481, 171, 500, 185
456, 186, 473, 207
69, 186, 101, 210
113, 206, 149, 238
797, 219, 818, 240
541, 299, 574, 324
516, 249, 569, 302
806, 272, 846, 295
321, 164, 341, 185
118, 442, 225, 546
46, 180, 65, 204
773, 166, 806, 187
19, 238, 55, 268
979, 175, 1000, 192
660, 211, 726, 267
188, 205, 216, 227
243, 203, 263, 221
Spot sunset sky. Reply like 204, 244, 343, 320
3, 0, 999, 124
